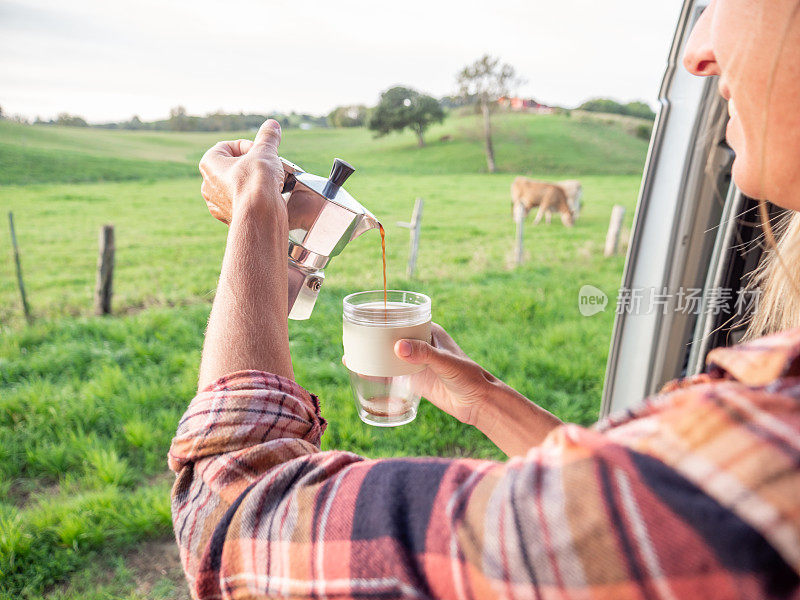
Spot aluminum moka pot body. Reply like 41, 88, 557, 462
280, 157, 380, 320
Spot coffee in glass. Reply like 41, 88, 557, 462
342, 290, 431, 426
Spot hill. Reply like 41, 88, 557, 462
0, 111, 648, 185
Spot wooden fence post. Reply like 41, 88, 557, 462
94, 225, 115, 315
604, 205, 626, 257
397, 197, 424, 278
8, 212, 32, 323
513, 201, 526, 266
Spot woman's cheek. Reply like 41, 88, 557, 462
732, 156, 760, 199
728, 118, 764, 199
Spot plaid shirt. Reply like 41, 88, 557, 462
169, 329, 800, 599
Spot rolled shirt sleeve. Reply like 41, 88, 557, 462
169, 370, 799, 599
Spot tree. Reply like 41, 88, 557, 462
456, 55, 518, 173
328, 105, 368, 128
168, 106, 190, 131
578, 98, 656, 121
578, 98, 625, 115
368, 87, 444, 147
56, 113, 88, 127
623, 101, 656, 121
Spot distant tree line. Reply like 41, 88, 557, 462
0, 104, 30, 124
92, 107, 328, 131
0, 105, 327, 131
577, 98, 656, 121
2, 87, 656, 150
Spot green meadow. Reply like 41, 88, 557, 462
0, 112, 647, 598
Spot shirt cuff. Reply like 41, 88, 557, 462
168, 370, 326, 472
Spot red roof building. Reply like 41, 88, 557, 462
497, 96, 556, 114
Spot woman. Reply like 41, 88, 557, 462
169, 1, 800, 598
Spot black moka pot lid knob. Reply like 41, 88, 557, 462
328, 158, 355, 187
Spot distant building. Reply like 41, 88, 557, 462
497, 97, 556, 114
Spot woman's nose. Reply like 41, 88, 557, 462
683, 6, 721, 77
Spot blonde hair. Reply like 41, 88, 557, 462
742, 210, 800, 339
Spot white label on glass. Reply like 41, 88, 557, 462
343, 319, 431, 377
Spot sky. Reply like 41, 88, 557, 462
0, 0, 685, 123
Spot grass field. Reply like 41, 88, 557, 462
0, 112, 647, 598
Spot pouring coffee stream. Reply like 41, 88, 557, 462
379, 224, 388, 319
278, 157, 386, 320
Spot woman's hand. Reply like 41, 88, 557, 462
395, 323, 563, 456
394, 323, 502, 426
199, 119, 286, 224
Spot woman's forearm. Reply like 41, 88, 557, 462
474, 380, 562, 457
197, 201, 293, 390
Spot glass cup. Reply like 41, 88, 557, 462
342, 290, 431, 427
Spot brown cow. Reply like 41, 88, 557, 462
511, 177, 575, 227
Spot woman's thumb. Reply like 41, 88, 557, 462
395, 338, 455, 373
252, 119, 282, 153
